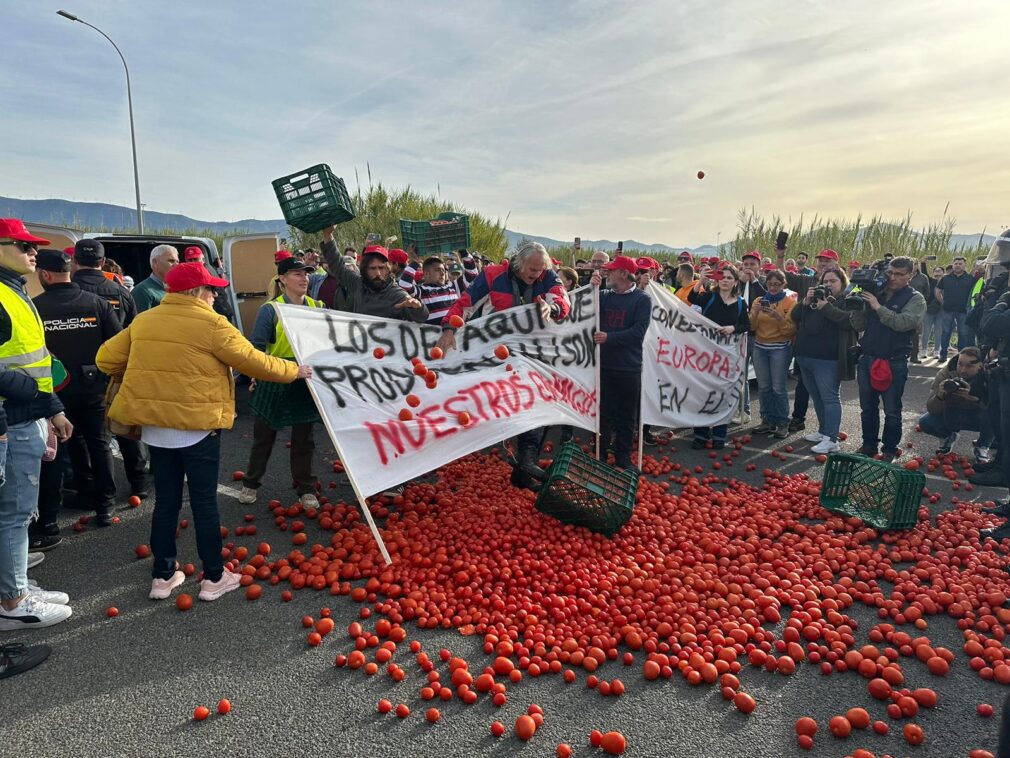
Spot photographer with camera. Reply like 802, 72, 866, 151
790, 268, 857, 454
848, 256, 925, 461
918, 347, 993, 460
777, 243, 843, 433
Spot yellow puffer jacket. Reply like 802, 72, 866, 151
96, 293, 298, 430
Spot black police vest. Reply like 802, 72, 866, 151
33, 285, 109, 393
858, 286, 916, 360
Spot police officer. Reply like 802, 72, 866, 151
71, 239, 149, 499
33, 249, 122, 534
977, 233, 1010, 538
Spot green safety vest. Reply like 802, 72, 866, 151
268, 294, 323, 359
0, 282, 53, 395
970, 276, 985, 308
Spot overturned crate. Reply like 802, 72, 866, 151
819, 453, 923, 530
535, 442, 639, 536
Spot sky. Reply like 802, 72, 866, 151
4, 1, 1009, 246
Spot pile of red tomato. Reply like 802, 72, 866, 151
204, 441, 1009, 753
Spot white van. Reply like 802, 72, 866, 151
23, 223, 281, 338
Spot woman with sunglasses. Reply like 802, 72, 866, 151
687, 265, 750, 448
749, 269, 798, 438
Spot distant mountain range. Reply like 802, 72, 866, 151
0, 196, 994, 256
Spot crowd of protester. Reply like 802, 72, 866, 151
2, 212, 1010, 683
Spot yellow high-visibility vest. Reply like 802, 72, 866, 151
0, 282, 53, 395
267, 294, 323, 359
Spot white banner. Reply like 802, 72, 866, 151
641, 284, 747, 429
276, 287, 598, 500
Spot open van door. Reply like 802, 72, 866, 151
23, 223, 81, 298
223, 233, 280, 337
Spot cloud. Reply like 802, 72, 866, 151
2, 0, 1009, 245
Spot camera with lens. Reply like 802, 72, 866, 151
810, 285, 829, 303
942, 377, 970, 394
843, 261, 888, 311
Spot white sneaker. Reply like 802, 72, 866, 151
803, 432, 825, 443
26, 552, 44, 570
237, 486, 257, 504
299, 493, 320, 508
149, 571, 185, 600
0, 594, 73, 630
812, 438, 841, 455
27, 586, 70, 605
198, 569, 242, 601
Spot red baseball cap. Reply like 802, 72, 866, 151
275, 249, 293, 263
183, 246, 204, 262
816, 249, 840, 262
742, 250, 761, 261
0, 218, 49, 245
869, 358, 893, 392
165, 262, 229, 293
678, 251, 694, 260
63, 246, 75, 256
761, 262, 776, 271
602, 255, 638, 274
387, 248, 409, 265
848, 260, 861, 268
362, 245, 389, 260
634, 256, 658, 271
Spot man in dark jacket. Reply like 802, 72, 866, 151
917, 347, 992, 461
935, 256, 974, 360
977, 291, 1010, 531
0, 219, 74, 642
590, 256, 651, 469
849, 256, 926, 461
71, 239, 148, 499
319, 228, 428, 322
33, 249, 122, 538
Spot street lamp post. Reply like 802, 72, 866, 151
57, 9, 144, 234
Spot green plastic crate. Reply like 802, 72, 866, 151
248, 376, 321, 430
399, 213, 471, 255
272, 164, 355, 233
819, 452, 923, 530
535, 441, 639, 536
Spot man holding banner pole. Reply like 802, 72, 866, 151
435, 241, 570, 490
590, 256, 651, 470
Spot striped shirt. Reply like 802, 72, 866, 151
399, 255, 478, 325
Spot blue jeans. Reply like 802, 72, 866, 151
921, 310, 940, 352
796, 357, 842, 440
693, 424, 728, 443
149, 432, 224, 582
857, 355, 909, 453
752, 344, 792, 425
939, 310, 968, 357
0, 419, 47, 601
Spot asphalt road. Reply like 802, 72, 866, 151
3, 357, 1007, 758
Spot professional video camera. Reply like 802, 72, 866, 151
842, 260, 888, 310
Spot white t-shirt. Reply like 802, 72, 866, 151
142, 426, 211, 449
